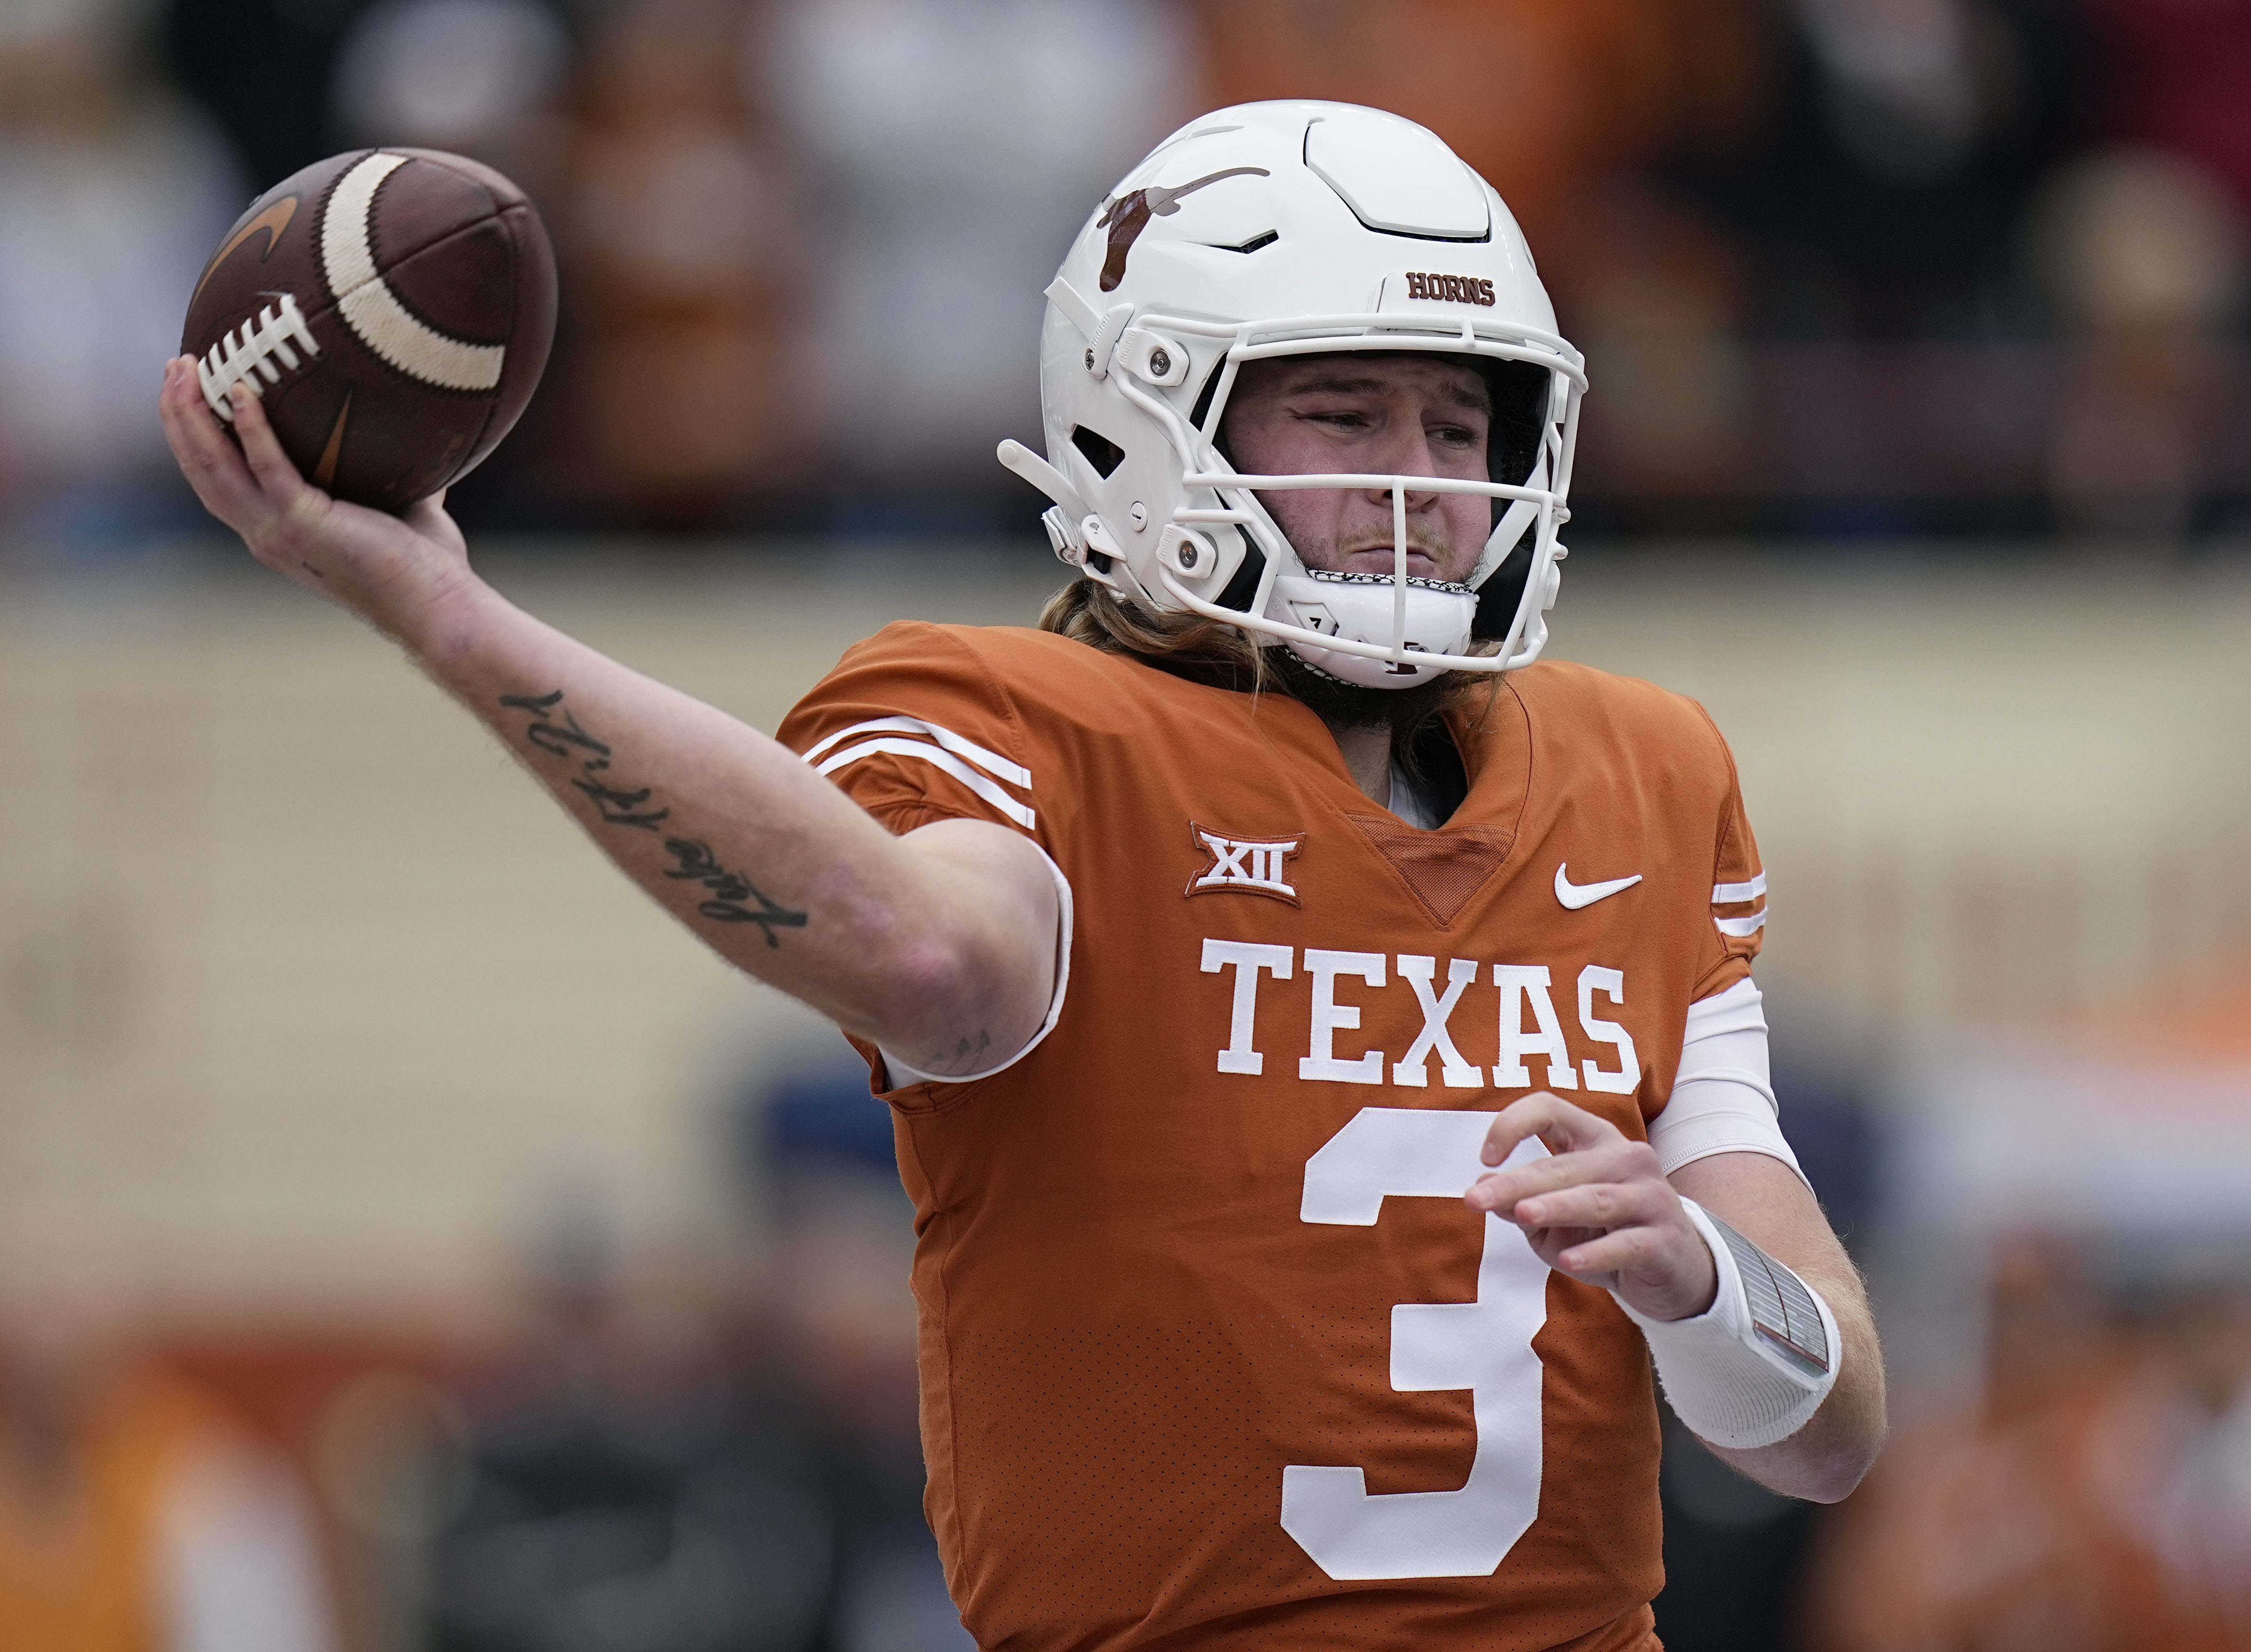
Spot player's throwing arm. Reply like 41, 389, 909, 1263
167, 110, 1886, 1646
155, 361, 1059, 1082
1469, 1091, 1886, 1501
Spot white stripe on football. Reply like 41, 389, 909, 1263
319, 152, 506, 392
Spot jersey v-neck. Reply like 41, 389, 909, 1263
1387, 755, 1447, 829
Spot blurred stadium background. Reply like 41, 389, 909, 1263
2, 0, 2249, 1648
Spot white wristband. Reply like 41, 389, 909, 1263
1619, 1196, 1840, 1451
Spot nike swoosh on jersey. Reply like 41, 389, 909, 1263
1554, 864, 1642, 909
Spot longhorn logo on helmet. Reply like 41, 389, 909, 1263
1095, 166, 1271, 292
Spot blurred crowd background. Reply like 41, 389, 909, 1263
0, 0, 2247, 543
2, 1, 2251, 1650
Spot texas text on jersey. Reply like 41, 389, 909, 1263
778, 623, 1766, 1650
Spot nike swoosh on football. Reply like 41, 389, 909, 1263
1554, 864, 1642, 909
188, 195, 300, 312
311, 389, 352, 490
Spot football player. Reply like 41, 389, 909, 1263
160, 100, 1884, 1652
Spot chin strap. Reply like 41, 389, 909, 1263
1266, 571, 1477, 689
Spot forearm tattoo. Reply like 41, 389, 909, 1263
500, 690, 809, 948
660, 837, 810, 946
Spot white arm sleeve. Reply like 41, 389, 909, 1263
1648, 976, 1807, 1185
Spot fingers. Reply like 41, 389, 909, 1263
1466, 1136, 1658, 1220
1545, 1221, 1682, 1281
1477, 1150, 1719, 1318
227, 370, 317, 505
1462, 1092, 1719, 1317
1511, 1173, 1669, 1233
159, 357, 265, 526
1478, 1089, 1625, 1168
1469, 1091, 1633, 1217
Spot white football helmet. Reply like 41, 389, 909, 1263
999, 100, 1586, 688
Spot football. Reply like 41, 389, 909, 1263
181, 148, 557, 512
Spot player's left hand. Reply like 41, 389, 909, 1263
1466, 1092, 1717, 1323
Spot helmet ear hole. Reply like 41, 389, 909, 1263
1213, 538, 1265, 614
1471, 520, 1536, 640
1070, 425, 1127, 480
1484, 360, 1550, 489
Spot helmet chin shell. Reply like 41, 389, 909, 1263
1267, 572, 1475, 688
1008, 99, 1586, 681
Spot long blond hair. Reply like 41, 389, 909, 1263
1035, 575, 1503, 766
1037, 575, 1271, 688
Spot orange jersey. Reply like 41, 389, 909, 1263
777, 624, 1767, 1652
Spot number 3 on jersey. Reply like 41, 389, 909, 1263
1283, 1107, 1553, 1580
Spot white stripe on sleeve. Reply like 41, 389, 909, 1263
1648, 976, 1806, 1184
815, 738, 1037, 830
1713, 910, 1768, 938
1712, 872, 1767, 904
801, 716, 1031, 789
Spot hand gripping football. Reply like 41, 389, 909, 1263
181, 148, 557, 512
